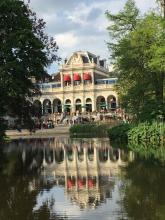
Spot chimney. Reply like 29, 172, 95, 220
97, 56, 100, 65
64, 58, 67, 64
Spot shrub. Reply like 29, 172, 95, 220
128, 122, 164, 144
69, 123, 108, 138
107, 123, 132, 141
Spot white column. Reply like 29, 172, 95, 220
51, 103, 53, 114
71, 74, 73, 86
60, 72, 63, 88
91, 71, 95, 85
92, 98, 96, 112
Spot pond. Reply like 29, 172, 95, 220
0, 137, 165, 220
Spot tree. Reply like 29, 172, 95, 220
0, 0, 60, 139
106, 0, 165, 121
105, 0, 139, 40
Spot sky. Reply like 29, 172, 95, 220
27, 0, 158, 74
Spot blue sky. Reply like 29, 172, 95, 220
27, 0, 158, 74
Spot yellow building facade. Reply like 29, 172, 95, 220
33, 51, 118, 115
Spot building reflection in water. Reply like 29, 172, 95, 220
7, 137, 134, 210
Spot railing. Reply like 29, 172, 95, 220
38, 81, 116, 93
94, 84, 114, 90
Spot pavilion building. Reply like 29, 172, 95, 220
33, 51, 118, 115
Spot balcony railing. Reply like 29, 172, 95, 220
37, 78, 117, 93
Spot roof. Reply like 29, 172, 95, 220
65, 51, 106, 67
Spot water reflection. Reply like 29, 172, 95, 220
5, 138, 133, 211
1, 137, 165, 220
0, 137, 133, 219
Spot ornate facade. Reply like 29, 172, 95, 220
33, 51, 118, 115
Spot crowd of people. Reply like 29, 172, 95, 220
6, 108, 129, 131
32, 108, 128, 130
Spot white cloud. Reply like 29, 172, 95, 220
56, 32, 78, 48
67, 3, 90, 26
28, 0, 158, 74
135, 0, 157, 13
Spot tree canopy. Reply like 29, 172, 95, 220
106, 0, 165, 121
0, 0, 60, 139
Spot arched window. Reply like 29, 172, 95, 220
75, 99, 82, 112
43, 99, 52, 114
53, 98, 62, 113
107, 95, 117, 111
86, 98, 92, 112
96, 96, 106, 111
64, 99, 71, 113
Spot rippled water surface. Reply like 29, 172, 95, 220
0, 137, 165, 220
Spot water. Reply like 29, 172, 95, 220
0, 137, 165, 220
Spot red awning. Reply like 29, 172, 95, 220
78, 179, 84, 188
67, 179, 73, 188
63, 74, 71, 81
83, 73, 91, 80
73, 73, 81, 81
88, 179, 94, 188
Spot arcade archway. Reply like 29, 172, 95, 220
43, 99, 52, 114
75, 99, 82, 112
53, 98, 62, 113
96, 96, 106, 111
64, 99, 71, 113
107, 95, 117, 111
86, 98, 92, 112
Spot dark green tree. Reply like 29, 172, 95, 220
0, 0, 60, 140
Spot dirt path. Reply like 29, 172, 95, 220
6, 125, 70, 139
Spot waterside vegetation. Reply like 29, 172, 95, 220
69, 123, 109, 138
70, 121, 165, 162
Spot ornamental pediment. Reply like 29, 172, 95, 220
67, 53, 83, 65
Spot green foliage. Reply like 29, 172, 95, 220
106, 0, 165, 121
106, 0, 139, 39
108, 121, 165, 161
0, 0, 59, 138
69, 123, 108, 138
107, 123, 132, 141
127, 121, 165, 162
128, 122, 165, 144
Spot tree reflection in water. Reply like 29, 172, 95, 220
120, 160, 165, 220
